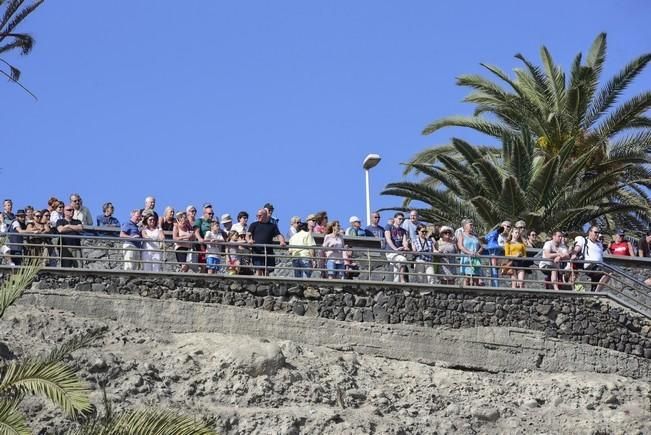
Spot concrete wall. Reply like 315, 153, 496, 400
29, 271, 651, 362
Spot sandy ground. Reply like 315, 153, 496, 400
1, 305, 650, 434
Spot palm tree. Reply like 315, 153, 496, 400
390, 33, 651, 232
383, 130, 650, 234
0, 0, 45, 97
0, 262, 94, 435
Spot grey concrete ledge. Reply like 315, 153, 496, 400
19, 289, 651, 379
18, 269, 651, 363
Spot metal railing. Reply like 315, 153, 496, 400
3, 230, 650, 318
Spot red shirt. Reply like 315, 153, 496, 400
609, 241, 632, 256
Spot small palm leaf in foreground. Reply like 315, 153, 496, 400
0, 359, 92, 417
72, 408, 217, 435
0, 260, 40, 319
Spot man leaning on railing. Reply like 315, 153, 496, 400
56, 205, 83, 268
288, 221, 315, 278
120, 209, 143, 271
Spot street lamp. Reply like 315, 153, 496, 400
363, 153, 382, 226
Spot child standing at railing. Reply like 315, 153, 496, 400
204, 221, 225, 274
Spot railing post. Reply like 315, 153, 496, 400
367, 248, 372, 281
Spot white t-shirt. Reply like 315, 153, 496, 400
539, 240, 566, 268
204, 230, 224, 257
574, 236, 604, 267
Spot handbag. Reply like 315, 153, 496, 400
500, 260, 513, 276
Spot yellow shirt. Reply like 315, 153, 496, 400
505, 241, 526, 258
288, 231, 316, 258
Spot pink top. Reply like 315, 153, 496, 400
323, 233, 344, 262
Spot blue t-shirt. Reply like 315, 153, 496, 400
484, 229, 501, 250
97, 215, 120, 227
121, 220, 142, 248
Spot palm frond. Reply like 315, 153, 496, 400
0, 359, 92, 417
593, 91, 651, 140
421, 115, 513, 138
584, 53, 651, 129
540, 46, 567, 117
0, 261, 41, 319
0, 397, 29, 435
44, 327, 107, 364
0, 0, 22, 32
71, 408, 216, 435
585, 33, 607, 77
0, 33, 33, 55
1, 0, 43, 37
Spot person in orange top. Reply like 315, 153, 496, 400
504, 228, 527, 288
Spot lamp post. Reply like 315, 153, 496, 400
363, 153, 382, 226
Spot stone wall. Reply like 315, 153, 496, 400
30, 270, 651, 360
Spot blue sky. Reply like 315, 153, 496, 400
3, 0, 650, 228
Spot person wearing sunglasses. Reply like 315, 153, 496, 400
56, 205, 84, 268
484, 221, 511, 287
69, 193, 93, 226
572, 226, 609, 292
413, 224, 436, 284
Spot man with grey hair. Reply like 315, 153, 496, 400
401, 210, 421, 246
286, 216, 301, 240
247, 208, 286, 276
69, 193, 93, 226
141, 196, 158, 223
120, 209, 142, 271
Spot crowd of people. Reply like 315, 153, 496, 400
1, 194, 650, 289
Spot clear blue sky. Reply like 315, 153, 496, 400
3, 0, 650, 228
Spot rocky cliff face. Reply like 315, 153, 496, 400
3, 302, 651, 434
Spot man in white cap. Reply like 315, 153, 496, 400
345, 216, 367, 237
221, 213, 233, 233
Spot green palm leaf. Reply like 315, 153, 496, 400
421, 115, 513, 138
0, 398, 29, 435
71, 408, 216, 435
593, 91, 651, 140
0, 359, 92, 417
584, 53, 651, 129
0, 261, 41, 319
